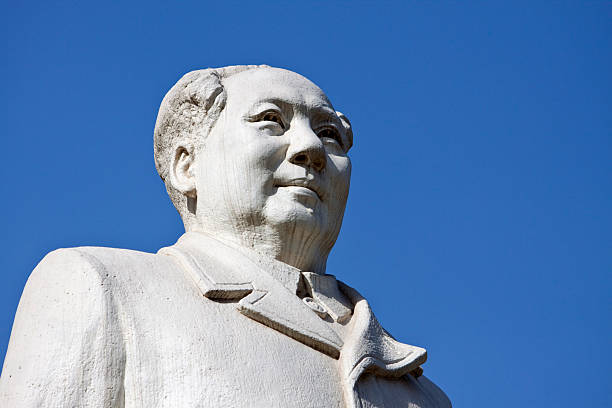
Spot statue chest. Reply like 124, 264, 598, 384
118, 288, 346, 407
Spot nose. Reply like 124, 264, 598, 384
287, 126, 326, 172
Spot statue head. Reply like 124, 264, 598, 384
154, 66, 353, 273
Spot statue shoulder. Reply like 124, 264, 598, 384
1, 246, 131, 406
22, 246, 137, 315
23, 245, 164, 306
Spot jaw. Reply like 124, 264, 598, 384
258, 200, 344, 274
190, 181, 345, 274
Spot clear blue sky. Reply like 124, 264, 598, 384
1, 1, 610, 406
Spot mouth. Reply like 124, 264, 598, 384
274, 179, 323, 200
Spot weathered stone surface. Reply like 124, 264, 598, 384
0, 66, 451, 407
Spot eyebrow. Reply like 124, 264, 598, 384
244, 97, 344, 128
309, 107, 342, 127
309, 106, 337, 116
247, 98, 336, 115
246, 99, 292, 114
242, 98, 349, 149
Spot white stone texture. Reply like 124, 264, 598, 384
0, 66, 451, 407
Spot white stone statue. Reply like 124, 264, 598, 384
0, 65, 451, 407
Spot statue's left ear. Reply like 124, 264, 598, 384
169, 143, 197, 198
336, 111, 353, 151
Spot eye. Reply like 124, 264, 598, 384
259, 110, 285, 129
317, 127, 343, 147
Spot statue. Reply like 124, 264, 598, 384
0, 66, 451, 407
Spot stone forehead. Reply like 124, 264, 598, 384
223, 67, 332, 108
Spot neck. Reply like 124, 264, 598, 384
188, 221, 332, 274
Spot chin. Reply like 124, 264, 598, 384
264, 200, 327, 234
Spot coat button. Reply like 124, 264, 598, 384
302, 296, 327, 318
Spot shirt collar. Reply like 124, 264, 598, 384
176, 231, 304, 294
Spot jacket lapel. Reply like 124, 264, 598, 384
159, 232, 343, 359
161, 232, 427, 405
338, 281, 427, 407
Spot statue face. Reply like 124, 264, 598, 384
192, 68, 351, 258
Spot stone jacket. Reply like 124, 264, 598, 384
0, 232, 451, 407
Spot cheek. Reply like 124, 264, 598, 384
327, 156, 351, 197
234, 131, 286, 169
224, 136, 287, 208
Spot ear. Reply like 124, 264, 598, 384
336, 111, 353, 151
169, 143, 197, 198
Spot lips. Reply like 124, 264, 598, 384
274, 178, 323, 200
